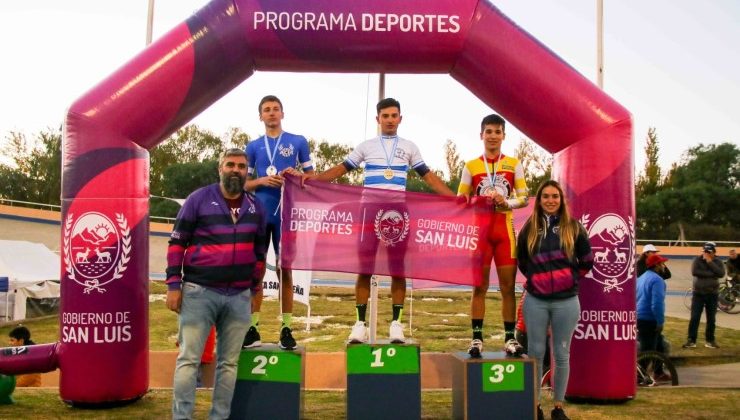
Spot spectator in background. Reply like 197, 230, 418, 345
726, 249, 739, 285
8, 326, 41, 387
683, 242, 725, 349
636, 254, 669, 384
636, 244, 672, 279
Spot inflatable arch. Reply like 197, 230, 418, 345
1, 0, 635, 404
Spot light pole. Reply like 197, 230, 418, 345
596, 0, 604, 88
146, 0, 155, 46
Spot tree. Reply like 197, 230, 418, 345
665, 143, 739, 190
636, 127, 662, 197
444, 139, 464, 181
515, 137, 552, 192
0, 128, 61, 205
223, 127, 251, 150
308, 138, 362, 185
636, 142, 739, 240
150, 160, 220, 218
150, 125, 225, 196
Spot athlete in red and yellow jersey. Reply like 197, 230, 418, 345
458, 114, 528, 357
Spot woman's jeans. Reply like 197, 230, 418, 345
523, 294, 580, 403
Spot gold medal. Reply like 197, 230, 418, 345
383, 168, 394, 180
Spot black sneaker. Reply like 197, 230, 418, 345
537, 404, 545, 420
242, 326, 261, 348
279, 327, 297, 350
682, 341, 696, 348
551, 407, 570, 420
705, 341, 720, 349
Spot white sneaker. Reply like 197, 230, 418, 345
468, 339, 483, 358
348, 321, 368, 344
389, 320, 405, 343
504, 338, 524, 356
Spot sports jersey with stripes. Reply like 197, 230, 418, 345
458, 154, 528, 267
344, 135, 429, 191
458, 154, 528, 212
246, 131, 313, 204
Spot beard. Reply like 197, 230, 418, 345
221, 172, 245, 195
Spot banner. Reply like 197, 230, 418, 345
280, 176, 491, 286
412, 198, 535, 289
263, 246, 312, 306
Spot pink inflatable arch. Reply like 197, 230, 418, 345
0, 0, 635, 404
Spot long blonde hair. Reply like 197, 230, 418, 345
525, 180, 580, 259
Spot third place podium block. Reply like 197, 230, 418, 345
452, 352, 537, 420
346, 341, 421, 420
229, 344, 304, 420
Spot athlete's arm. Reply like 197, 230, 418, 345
504, 160, 529, 209
422, 171, 455, 196
301, 163, 348, 187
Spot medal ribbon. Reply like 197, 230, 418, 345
263, 132, 283, 173
379, 135, 399, 173
482, 152, 503, 194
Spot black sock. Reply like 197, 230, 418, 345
355, 304, 367, 322
504, 322, 516, 342
392, 304, 404, 321
472, 319, 483, 340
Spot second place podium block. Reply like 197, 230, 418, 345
229, 344, 304, 420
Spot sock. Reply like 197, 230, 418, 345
504, 321, 516, 342
392, 304, 404, 322
356, 304, 367, 323
472, 319, 483, 340
251, 312, 260, 329
281, 313, 292, 329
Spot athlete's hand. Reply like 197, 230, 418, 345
300, 173, 316, 188
262, 175, 284, 188
489, 191, 508, 208
281, 167, 300, 177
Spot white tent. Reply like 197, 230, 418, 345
0, 240, 61, 320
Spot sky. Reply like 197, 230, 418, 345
1, 0, 738, 178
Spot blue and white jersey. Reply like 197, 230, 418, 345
246, 131, 313, 204
344, 136, 428, 191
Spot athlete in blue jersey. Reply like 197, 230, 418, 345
243, 95, 314, 350
302, 98, 453, 344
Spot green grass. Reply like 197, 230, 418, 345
4, 285, 739, 361
2, 388, 740, 419
2, 285, 740, 418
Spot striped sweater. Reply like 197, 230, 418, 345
165, 183, 267, 291
516, 215, 594, 300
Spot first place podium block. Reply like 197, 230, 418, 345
452, 352, 537, 420
346, 341, 421, 420
229, 344, 304, 420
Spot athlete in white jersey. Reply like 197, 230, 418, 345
302, 98, 454, 344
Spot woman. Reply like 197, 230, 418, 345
516, 180, 593, 420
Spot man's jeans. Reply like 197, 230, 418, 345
173, 283, 251, 420
687, 291, 718, 343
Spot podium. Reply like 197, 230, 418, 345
346, 341, 421, 420
452, 352, 537, 420
229, 344, 304, 420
